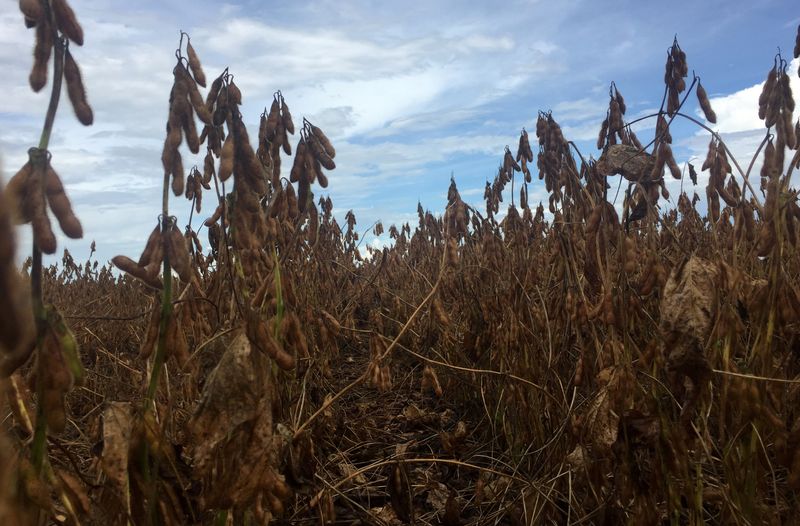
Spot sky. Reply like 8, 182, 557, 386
0, 0, 798, 264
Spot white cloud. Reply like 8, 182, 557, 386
1, 0, 797, 266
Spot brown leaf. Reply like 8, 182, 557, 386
100, 402, 133, 510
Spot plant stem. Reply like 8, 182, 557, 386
30, 8, 66, 474
141, 158, 174, 526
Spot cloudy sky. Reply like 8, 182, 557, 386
0, 0, 798, 263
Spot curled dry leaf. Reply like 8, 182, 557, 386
596, 144, 656, 182
188, 330, 290, 514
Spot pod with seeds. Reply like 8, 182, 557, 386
227, 81, 242, 105
139, 305, 160, 360
45, 164, 82, 238
165, 116, 182, 150
701, 138, 716, 172
202, 149, 215, 185
282, 99, 295, 135
194, 177, 203, 212
111, 255, 163, 289
177, 63, 210, 125
6, 162, 34, 224
281, 126, 292, 156
47, 307, 84, 387
761, 139, 776, 180
27, 162, 57, 254
185, 171, 195, 200
285, 182, 299, 218
782, 110, 796, 150
29, 19, 52, 92
755, 223, 776, 257
166, 224, 192, 282
317, 171, 328, 188
718, 185, 738, 207
248, 317, 295, 370
597, 117, 608, 150
649, 143, 666, 181
307, 122, 336, 158
421, 365, 443, 397
184, 115, 200, 153
137, 224, 162, 267
615, 88, 626, 114
290, 139, 306, 183
170, 151, 184, 196
205, 74, 223, 109
266, 98, 280, 140
661, 142, 681, 180
63, 49, 93, 125
165, 315, 190, 367
19, 0, 44, 21
759, 67, 777, 120
186, 40, 206, 87
212, 101, 228, 127
218, 134, 234, 181
51, 0, 83, 46
782, 73, 795, 113
297, 180, 309, 214
189, 229, 202, 253
696, 81, 717, 123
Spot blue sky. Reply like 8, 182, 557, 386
1, 0, 798, 263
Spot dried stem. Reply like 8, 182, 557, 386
30, 4, 66, 474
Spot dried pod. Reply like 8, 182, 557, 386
290, 140, 306, 183
186, 41, 206, 87
795, 24, 800, 59
308, 123, 335, 158
111, 255, 163, 289
249, 317, 295, 370
28, 162, 57, 254
266, 98, 280, 139
661, 142, 681, 180
51, 0, 83, 46
44, 164, 82, 238
421, 365, 443, 397
63, 49, 93, 125
137, 224, 163, 266
219, 134, 234, 181
19, 0, 44, 22
185, 172, 195, 200
281, 127, 292, 156
282, 99, 295, 135
761, 139, 776, 179
759, 67, 777, 120
206, 75, 223, 108
166, 224, 193, 282
29, 19, 53, 92
696, 82, 717, 123
317, 171, 328, 188
615, 88, 627, 114
171, 152, 184, 196
597, 117, 608, 150
6, 162, 34, 224
139, 304, 160, 360
204, 200, 224, 227
227, 81, 242, 106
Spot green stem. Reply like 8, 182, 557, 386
141, 148, 174, 526
146, 237, 172, 404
